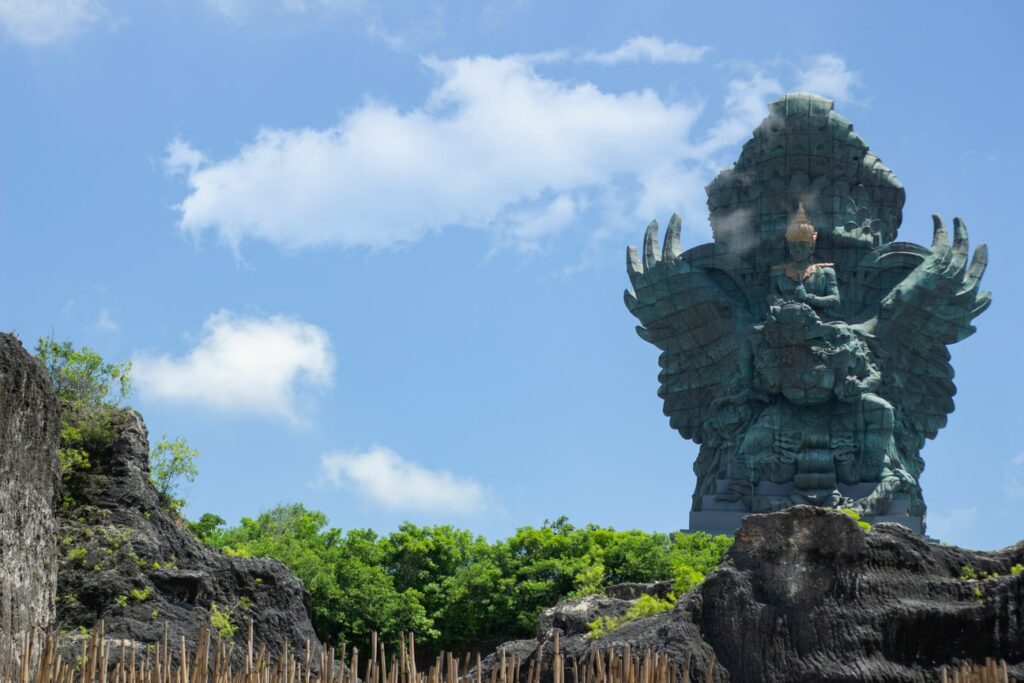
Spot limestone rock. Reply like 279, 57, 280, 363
537, 594, 633, 639
0, 333, 61, 673
604, 581, 673, 601
483, 507, 1024, 682
55, 408, 318, 667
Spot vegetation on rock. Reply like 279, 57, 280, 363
35, 337, 131, 475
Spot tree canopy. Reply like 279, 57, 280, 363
193, 507, 732, 657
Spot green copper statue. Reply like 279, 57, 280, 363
625, 93, 990, 534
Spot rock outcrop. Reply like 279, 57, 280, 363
55, 408, 318, 666
483, 507, 1024, 682
0, 334, 62, 673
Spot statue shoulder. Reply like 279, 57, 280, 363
806, 262, 836, 278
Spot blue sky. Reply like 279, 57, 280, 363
2, 1, 1021, 550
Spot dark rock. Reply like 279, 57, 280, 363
537, 594, 633, 638
604, 581, 673, 601
55, 408, 318, 667
0, 333, 61, 673
691, 506, 1024, 681
482, 506, 1024, 682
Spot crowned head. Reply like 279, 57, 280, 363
785, 203, 817, 245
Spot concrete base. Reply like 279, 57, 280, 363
689, 509, 924, 536
689, 477, 924, 536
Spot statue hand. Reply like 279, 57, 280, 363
836, 377, 863, 401
793, 284, 807, 301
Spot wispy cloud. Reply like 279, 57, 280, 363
696, 71, 784, 156
320, 446, 486, 514
928, 506, 979, 545
582, 36, 709, 65
94, 308, 119, 333
202, 0, 441, 49
794, 54, 861, 104
133, 311, 333, 423
0, 0, 106, 45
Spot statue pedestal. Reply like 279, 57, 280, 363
688, 478, 924, 536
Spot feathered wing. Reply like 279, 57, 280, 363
624, 215, 750, 444
867, 215, 991, 476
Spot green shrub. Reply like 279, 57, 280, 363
35, 337, 131, 476
839, 508, 871, 531
66, 547, 88, 564
960, 565, 978, 581
1011, 563, 1023, 576
150, 436, 199, 514
130, 586, 152, 602
209, 603, 237, 639
587, 594, 675, 639
114, 595, 128, 608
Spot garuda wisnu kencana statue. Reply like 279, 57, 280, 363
625, 93, 990, 534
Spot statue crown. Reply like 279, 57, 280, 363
785, 203, 817, 244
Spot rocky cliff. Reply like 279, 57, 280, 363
55, 408, 319, 664
485, 507, 1024, 682
0, 334, 62, 674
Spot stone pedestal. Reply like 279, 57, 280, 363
689, 477, 924, 536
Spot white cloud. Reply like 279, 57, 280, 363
794, 54, 861, 104
169, 54, 707, 251
168, 49, 845, 257
583, 36, 709, 65
696, 71, 784, 156
0, 0, 105, 45
133, 311, 333, 423
928, 506, 978, 544
202, 0, 439, 49
320, 446, 485, 514
95, 308, 118, 333
165, 138, 207, 177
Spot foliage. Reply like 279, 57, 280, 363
189, 513, 227, 542
130, 586, 152, 602
193, 508, 732, 659
114, 595, 128, 608
1011, 564, 1023, 576
960, 565, 978, 581
587, 594, 675, 639
35, 337, 132, 475
839, 508, 872, 531
149, 435, 200, 514
209, 603, 237, 639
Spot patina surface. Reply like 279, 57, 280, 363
625, 93, 991, 534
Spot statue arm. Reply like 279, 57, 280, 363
805, 268, 840, 308
767, 270, 786, 306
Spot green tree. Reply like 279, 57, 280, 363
35, 337, 132, 473
195, 509, 732, 659
203, 504, 432, 651
188, 513, 226, 543
149, 435, 200, 513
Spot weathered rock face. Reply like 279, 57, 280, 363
691, 506, 1024, 681
484, 507, 1024, 682
536, 595, 633, 640
56, 408, 318, 665
0, 333, 61, 673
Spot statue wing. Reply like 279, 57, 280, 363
625, 215, 751, 445
867, 215, 991, 469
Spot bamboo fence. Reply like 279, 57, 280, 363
0, 622, 1013, 683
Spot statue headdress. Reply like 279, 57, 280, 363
785, 203, 817, 244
